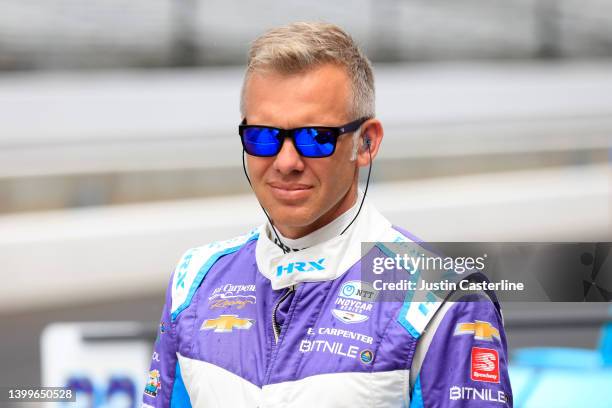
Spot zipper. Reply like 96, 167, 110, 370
271, 285, 295, 343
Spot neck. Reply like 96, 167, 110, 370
270, 188, 361, 251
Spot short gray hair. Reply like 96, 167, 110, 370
240, 22, 375, 120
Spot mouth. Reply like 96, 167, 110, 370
267, 182, 313, 202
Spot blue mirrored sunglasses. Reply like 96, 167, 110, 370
239, 117, 369, 158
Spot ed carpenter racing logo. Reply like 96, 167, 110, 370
276, 259, 325, 277
208, 283, 256, 310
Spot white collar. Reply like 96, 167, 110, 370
255, 200, 405, 289
267, 194, 360, 252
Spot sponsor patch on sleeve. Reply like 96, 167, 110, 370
471, 347, 500, 383
454, 320, 501, 342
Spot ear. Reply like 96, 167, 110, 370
356, 118, 383, 168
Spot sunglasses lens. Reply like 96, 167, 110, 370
294, 128, 336, 157
242, 127, 281, 156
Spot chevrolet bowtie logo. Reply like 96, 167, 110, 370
454, 321, 500, 342
201, 315, 255, 333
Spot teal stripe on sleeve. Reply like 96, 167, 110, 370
410, 375, 424, 408
171, 361, 192, 408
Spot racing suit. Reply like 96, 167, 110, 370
142, 201, 513, 407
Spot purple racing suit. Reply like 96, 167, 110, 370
142, 202, 513, 407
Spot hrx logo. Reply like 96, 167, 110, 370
276, 259, 325, 277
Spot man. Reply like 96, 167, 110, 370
143, 22, 513, 407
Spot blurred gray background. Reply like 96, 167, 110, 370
0, 0, 611, 393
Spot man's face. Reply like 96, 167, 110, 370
243, 63, 359, 239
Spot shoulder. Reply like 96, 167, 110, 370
390, 225, 424, 243
434, 291, 503, 338
410, 291, 512, 407
414, 291, 504, 361
169, 227, 260, 321
408, 288, 506, 383
416, 288, 504, 355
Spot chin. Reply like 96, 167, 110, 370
271, 212, 312, 228
268, 207, 316, 230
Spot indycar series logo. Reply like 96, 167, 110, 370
331, 281, 378, 324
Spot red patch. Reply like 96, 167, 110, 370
471, 347, 500, 383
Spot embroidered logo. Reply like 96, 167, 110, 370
331, 281, 377, 324
144, 369, 161, 397
201, 315, 255, 333
471, 347, 500, 383
454, 321, 501, 342
276, 259, 325, 277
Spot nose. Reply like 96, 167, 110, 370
272, 137, 305, 175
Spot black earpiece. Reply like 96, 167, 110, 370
363, 135, 371, 150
